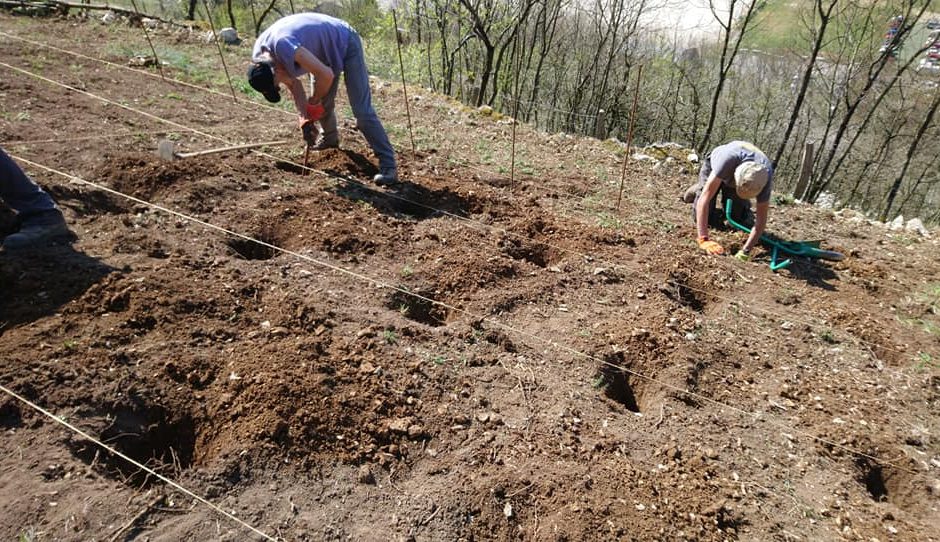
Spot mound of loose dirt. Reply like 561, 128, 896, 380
1, 13, 938, 542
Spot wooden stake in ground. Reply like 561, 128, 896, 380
617, 64, 643, 212
509, 30, 521, 193
392, 8, 417, 163
129, 0, 164, 80
201, 0, 237, 103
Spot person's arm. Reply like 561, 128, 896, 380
281, 76, 309, 121
695, 175, 725, 255
743, 200, 769, 253
696, 175, 722, 239
292, 46, 334, 104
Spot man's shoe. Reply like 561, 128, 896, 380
311, 137, 339, 151
2, 220, 70, 250
681, 182, 699, 203
373, 168, 399, 187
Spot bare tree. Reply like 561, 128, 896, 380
881, 86, 940, 221
697, 0, 763, 154
457, 0, 537, 106
772, 0, 838, 168
807, 0, 932, 202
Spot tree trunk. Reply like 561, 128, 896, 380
881, 88, 940, 221
772, 0, 836, 168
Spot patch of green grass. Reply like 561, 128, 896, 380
890, 233, 923, 247
818, 329, 838, 344
517, 162, 536, 176
744, 0, 887, 53
914, 352, 938, 371
919, 283, 940, 305
628, 216, 678, 233
580, 192, 606, 210
231, 78, 254, 96
594, 212, 624, 229
903, 282, 940, 336
773, 193, 795, 206
2, 111, 31, 122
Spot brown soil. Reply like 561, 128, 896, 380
1, 13, 939, 542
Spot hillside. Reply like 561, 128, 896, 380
1, 12, 939, 542
745, 0, 940, 56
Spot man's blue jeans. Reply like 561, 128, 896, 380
1, 147, 62, 225
318, 32, 396, 172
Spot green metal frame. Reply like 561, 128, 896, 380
724, 200, 844, 271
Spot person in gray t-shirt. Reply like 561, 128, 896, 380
683, 141, 773, 261
247, 13, 398, 186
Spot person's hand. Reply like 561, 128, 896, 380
734, 249, 752, 262
301, 120, 318, 146
306, 101, 325, 122
697, 237, 724, 255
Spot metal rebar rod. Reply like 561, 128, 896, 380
202, 0, 238, 103
510, 34, 520, 193
617, 64, 643, 211
129, 0, 165, 80
392, 9, 417, 163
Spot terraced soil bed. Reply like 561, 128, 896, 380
1, 12, 938, 542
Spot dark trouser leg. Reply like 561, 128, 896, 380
0, 147, 62, 225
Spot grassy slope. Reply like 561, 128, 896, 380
744, 0, 939, 57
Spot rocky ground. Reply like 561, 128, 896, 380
0, 12, 938, 542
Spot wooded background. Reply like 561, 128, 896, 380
23, 0, 940, 223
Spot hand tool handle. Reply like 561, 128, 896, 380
176, 140, 290, 159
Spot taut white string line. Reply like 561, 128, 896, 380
0, 61, 238, 146
5, 29, 935, 306
3, 57, 931, 394
9, 152, 916, 475
1, 58, 928, 382
1, 129, 171, 146
0, 383, 278, 542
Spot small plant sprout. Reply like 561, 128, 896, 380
819, 329, 837, 344
915, 352, 937, 371
401, 265, 413, 277
382, 329, 398, 344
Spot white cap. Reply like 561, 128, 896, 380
734, 162, 769, 199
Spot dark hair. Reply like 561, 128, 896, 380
247, 62, 280, 103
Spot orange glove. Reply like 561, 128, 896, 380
697, 237, 724, 255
